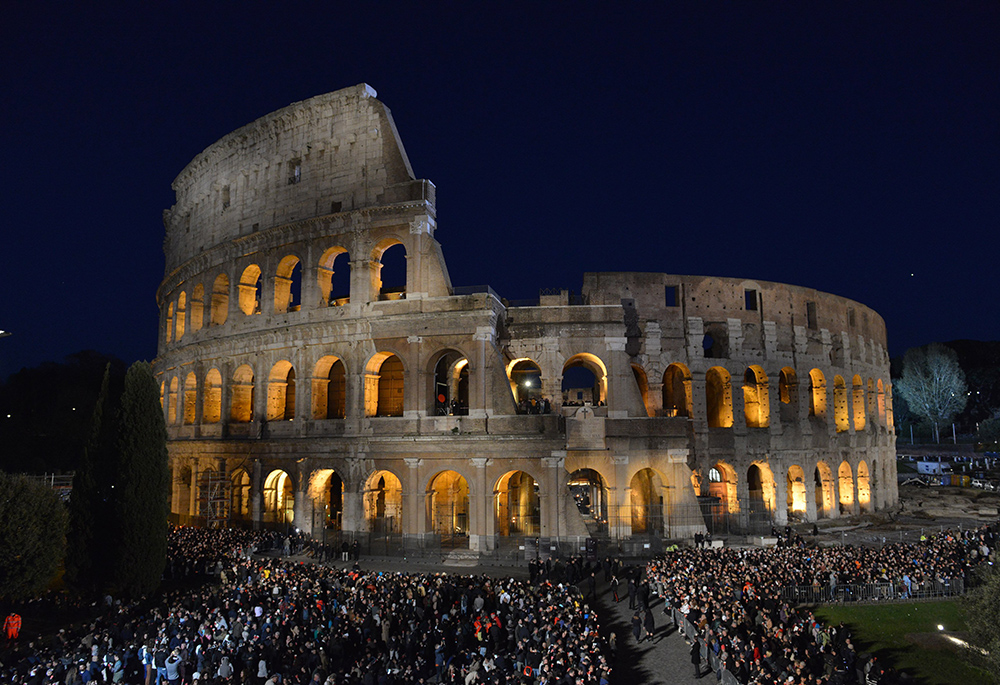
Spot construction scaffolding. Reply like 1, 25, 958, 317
198, 470, 231, 528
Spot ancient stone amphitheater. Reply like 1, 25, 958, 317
154, 84, 897, 552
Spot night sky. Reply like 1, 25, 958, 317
2, 4, 997, 380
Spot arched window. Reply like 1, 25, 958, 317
374, 240, 407, 301
877, 380, 886, 426
433, 350, 469, 416
778, 367, 798, 424
562, 353, 608, 407
365, 470, 402, 533
183, 372, 197, 425
318, 247, 351, 306
833, 375, 849, 432
263, 470, 294, 524
705, 367, 733, 428
852, 375, 866, 431
211, 274, 229, 325
743, 366, 769, 428
165, 302, 174, 344
167, 377, 179, 424
495, 471, 539, 536
190, 284, 204, 332
175, 292, 187, 340
365, 353, 404, 417
273, 255, 302, 314
312, 356, 347, 419
808, 369, 827, 419
267, 361, 296, 421
238, 265, 262, 315
662, 363, 691, 418
231, 470, 251, 519
838, 461, 854, 513
203, 369, 222, 424
230, 365, 255, 423
427, 470, 470, 544
507, 358, 543, 410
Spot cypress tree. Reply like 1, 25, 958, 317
110, 361, 169, 597
0, 473, 68, 600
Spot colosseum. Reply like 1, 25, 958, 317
154, 84, 897, 554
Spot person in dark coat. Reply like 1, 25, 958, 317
690, 640, 702, 678
630, 613, 642, 644
586, 572, 597, 599
627, 578, 637, 609
642, 609, 655, 642
610, 576, 620, 602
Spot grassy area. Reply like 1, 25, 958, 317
815, 601, 993, 684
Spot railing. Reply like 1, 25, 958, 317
780, 578, 965, 605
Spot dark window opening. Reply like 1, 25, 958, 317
288, 159, 302, 185
848, 308, 856, 327
745, 289, 757, 311
806, 302, 818, 330
221, 185, 231, 210
665, 285, 678, 307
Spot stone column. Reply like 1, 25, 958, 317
542, 454, 567, 539
251, 459, 263, 530
469, 457, 492, 551
293, 462, 310, 535
188, 459, 199, 518
467, 327, 493, 419
804, 470, 818, 523
773, 469, 788, 526
404, 458, 425, 540
612, 455, 631, 539
405, 336, 425, 419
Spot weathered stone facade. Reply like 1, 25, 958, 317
154, 84, 897, 549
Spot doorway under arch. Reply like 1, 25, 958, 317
427, 470, 470, 547
787, 465, 807, 520
495, 471, 539, 536
365, 470, 402, 533
630, 468, 665, 536
433, 351, 469, 415
310, 469, 344, 531
567, 468, 608, 535
263, 470, 294, 524
230, 469, 251, 521
814, 461, 835, 518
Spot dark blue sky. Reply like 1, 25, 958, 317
2, 3, 997, 379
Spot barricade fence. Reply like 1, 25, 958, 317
780, 578, 966, 605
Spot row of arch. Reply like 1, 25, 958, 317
164, 241, 408, 345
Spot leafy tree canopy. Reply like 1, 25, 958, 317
0, 472, 68, 600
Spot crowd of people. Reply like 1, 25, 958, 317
0, 527, 611, 685
645, 524, 997, 684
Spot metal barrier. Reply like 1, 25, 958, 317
780, 578, 965, 605
670, 606, 743, 685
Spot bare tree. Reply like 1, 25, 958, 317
894, 343, 967, 443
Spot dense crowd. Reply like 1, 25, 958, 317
646, 524, 997, 684
0, 528, 611, 685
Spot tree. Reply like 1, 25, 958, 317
963, 564, 1000, 679
977, 412, 1000, 448
894, 344, 967, 444
109, 361, 169, 597
0, 473, 69, 600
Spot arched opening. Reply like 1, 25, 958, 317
507, 358, 543, 412
312, 356, 347, 419
662, 363, 692, 417
833, 376, 849, 432
190, 283, 204, 332
273, 255, 302, 314
175, 292, 187, 340
165, 302, 174, 344
838, 461, 855, 513
743, 365, 770, 428
809, 369, 827, 419
427, 470, 469, 547
159, 381, 165, 410
702, 323, 728, 358
230, 469, 250, 521
263, 470, 294, 524
168, 377, 179, 424
495, 471, 539, 536
747, 463, 776, 515
318, 247, 351, 306
852, 375, 866, 432
562, 353, 607, 407
211, 273, 229, 326
238, 264, 263, 315
375, 241, 407, 301
631, 364, 652, 417
364, 353, 404, 417
778, 367, 798, 424
814, 461, 835, 518
706, 366, 733, 428
183, 372, 197, 425
787, 465, 807, 519
266, 361, 296, 421
858, 461, 872, 512
877, 380, 886, 427
433, 351, 469, 416
202, 369, 222, 424
567, 468, 608, 535
310, 469, 344, 531
630, 468, 664, 536
708, 462, 739, 514
867, 378, 877, 425
230, 364, 255, 423
364, 470, 401, 533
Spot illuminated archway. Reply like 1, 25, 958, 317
168, 377, 179, 424
165, 302, 174, 344
838, 461, 854, 513
318, 246, 351, 306
507, 358, 542, 410
312, 356, 347, 419
183, 372, 197, 425
202, 369, 222, 424
858, 461, 872, 512
310, 469, 344, 530
273, 255, 302, 314
852, 375, 866, 432
662, 363, 692, 417
230, 364, 255, 423
877, 380, 886, 427
365, 470, 402, 533
190, 283, 204, 332
786, 465, 807, 518
630, 468, 665, 536
427, 470, 470, 542
814, 461, 835, 518
706, 367, 733, 428
364, 353, 404, 417
266, 361, 296, 421
778, 367, 798, 424
175, 292, 187, 340
743, 365, 770, 428
432, 350, 469, 416
809, 369, 827, 419
562, 353, 608, 406
373, 239, 407, 301
263, 470, 294, 524
211, 273, 229, 325
631, 364, 652, 416
238, 264, 263, 315
708, 462, 739, 514
495, 471, 539, 536
230, 469, 251, 520
747, 463, 776, 514
568, 468, 608, 534
833, 376, 849, 432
